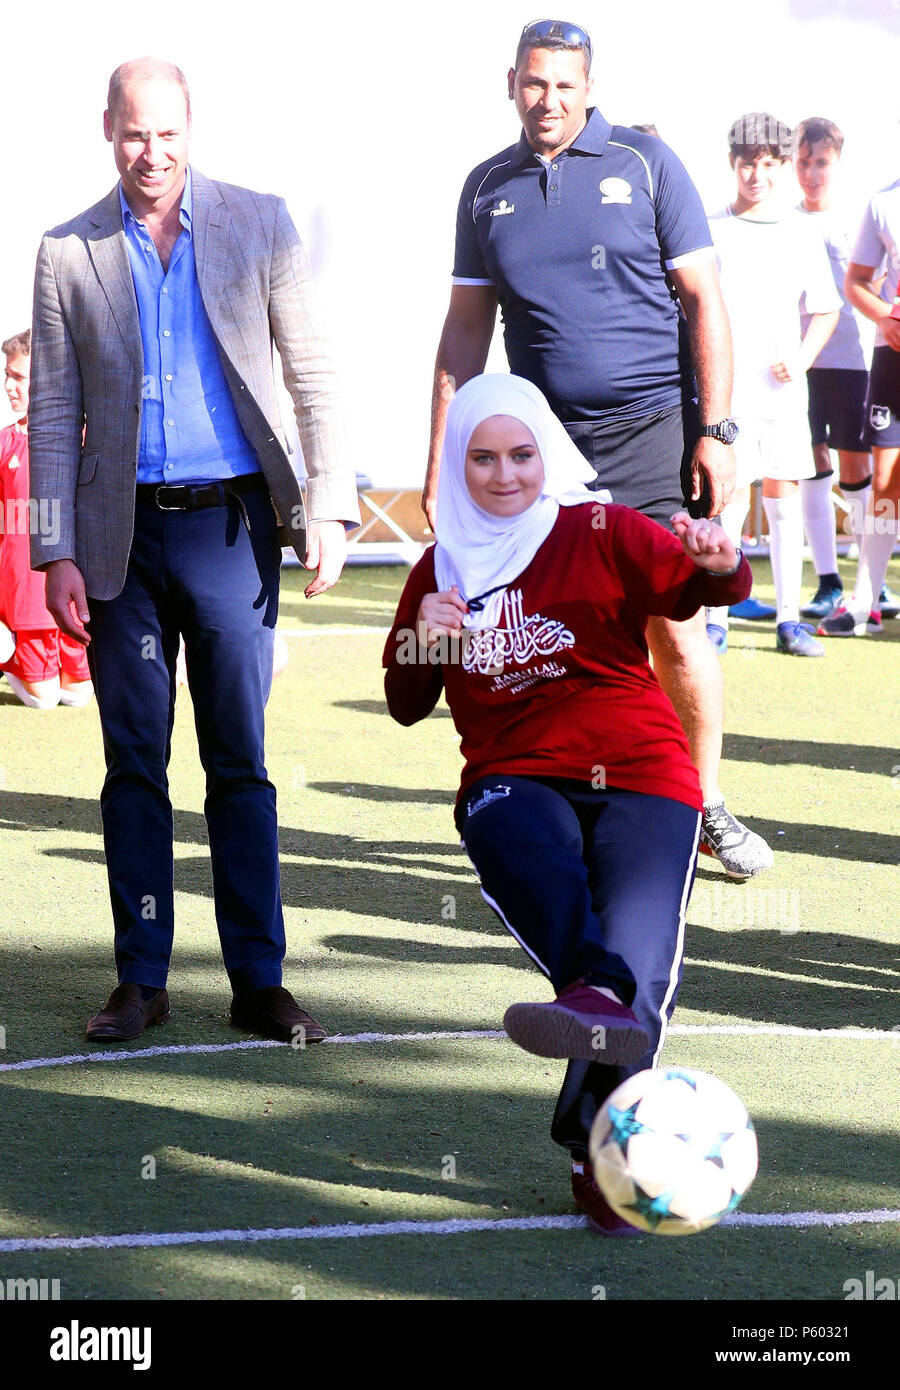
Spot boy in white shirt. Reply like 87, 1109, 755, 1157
793, 117, 896, 623
819, 173, 900, 635
708, 113, 841, 655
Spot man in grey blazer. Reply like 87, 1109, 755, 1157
29, 56, 360, 1043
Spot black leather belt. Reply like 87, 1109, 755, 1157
134, 472, 268, 534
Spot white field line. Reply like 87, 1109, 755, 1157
278, 627, 390, 638
0, 1024, 893, 1076
1, 1208, 898, 1254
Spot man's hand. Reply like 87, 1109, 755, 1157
44, 559, 91, 645
688, 435, 735, 519
416, 586, 468, 645
671, 510, 739, 572
769, 354, 802, 384
304, 520, 347, 598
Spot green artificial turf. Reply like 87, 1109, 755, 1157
0, 553, 898, 1301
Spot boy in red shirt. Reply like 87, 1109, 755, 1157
0, 331, 93, 708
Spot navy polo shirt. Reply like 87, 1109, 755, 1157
453, 109, 714, 423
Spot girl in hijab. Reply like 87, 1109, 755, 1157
383, 375, 751, 1234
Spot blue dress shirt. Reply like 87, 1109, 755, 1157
120, 170, 261, 484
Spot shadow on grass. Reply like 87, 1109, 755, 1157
0, 1029, 897, 1299
723, 732, 900, 777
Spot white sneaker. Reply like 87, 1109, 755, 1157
699, 801, 773, 880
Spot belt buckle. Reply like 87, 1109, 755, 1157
154, 485, 187, 512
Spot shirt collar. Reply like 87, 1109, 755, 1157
511, 107, 613, 166
119, 165, 193, 231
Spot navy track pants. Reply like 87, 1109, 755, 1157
460, 775, 700, 1157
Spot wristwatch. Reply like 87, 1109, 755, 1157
699, 419, 739, 445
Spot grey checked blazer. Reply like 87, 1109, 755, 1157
29, 167, 360, 599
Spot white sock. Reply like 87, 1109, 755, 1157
706, 493, 748, 629
59, 679, 95, 708
590, 985, 623, 1005
763, 490, 804, 626
852, 520, 898, 618
800, 473, 838, 577
4, 671, 61, 709
840, 481, 871, 557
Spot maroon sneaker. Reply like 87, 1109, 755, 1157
571, 1159, 642, 1237
503, 980, 649, 1063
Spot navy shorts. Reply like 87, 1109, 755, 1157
563, 402, 704, 529
865, 346, 900, 448
806, 367, 868, 453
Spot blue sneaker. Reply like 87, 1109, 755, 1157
800, 580, 844, 620
878, 585, 899, 620
776, 621, 825, 656
728, 597, 776, 621
706, 623, 728, 654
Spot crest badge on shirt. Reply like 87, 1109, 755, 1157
870, 404, 892, 432
599, 177, 632, 205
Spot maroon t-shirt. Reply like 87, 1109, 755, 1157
383, 503, 751, 816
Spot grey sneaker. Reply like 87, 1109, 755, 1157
699, 801, 774, 880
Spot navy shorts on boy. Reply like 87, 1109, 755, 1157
865, 346, 900, 448
807, 367, 869, 452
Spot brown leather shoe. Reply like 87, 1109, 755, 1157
229, 986, 326, 1044
85, 983, 171, 1041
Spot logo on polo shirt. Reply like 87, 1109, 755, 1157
870, 403, 892, 431
490, 199, 516, 217
599, 177, 632, 205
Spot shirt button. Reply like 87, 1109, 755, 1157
166, 464, 173, 471
167, 419, 175, 426
165, 374, 173, 382
162, 286, 168, 294
163, 330, 171, 337
552, 163, 559, 169
550, 183, 558, 190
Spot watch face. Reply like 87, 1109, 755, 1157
721, 419, 739, 444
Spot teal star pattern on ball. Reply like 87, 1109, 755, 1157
624, 1186, 676, 1230
605, 1102, 650, 1153
664, 1068, 699, 1089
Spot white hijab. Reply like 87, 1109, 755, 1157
433, 374, 608, 629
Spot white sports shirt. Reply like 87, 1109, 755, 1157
709, 206, 841, 419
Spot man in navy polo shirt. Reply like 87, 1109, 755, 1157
423, 18, 772, 884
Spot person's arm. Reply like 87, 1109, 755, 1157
770, 310, 840, 382
382, 560, 459, 725
604, 505, 751, 620
669, 258, 735, 519
28, 235, 92, 644
422, 284, 498, 532
846, 261, 900, 351
268, 198, 360, 597
384, 586, 467, 725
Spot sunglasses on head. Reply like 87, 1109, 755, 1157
519, 18, 593, 61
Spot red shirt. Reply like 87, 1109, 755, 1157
383, 504, 751, 816
0, 425, 54, 629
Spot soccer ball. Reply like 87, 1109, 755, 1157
588, 1067, 758, 1235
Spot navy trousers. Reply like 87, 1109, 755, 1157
85, 485, 285, 994
460, 775, 700, 1157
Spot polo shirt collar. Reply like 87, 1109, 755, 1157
118, 165, 193, 231
511, 107, 613, 166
